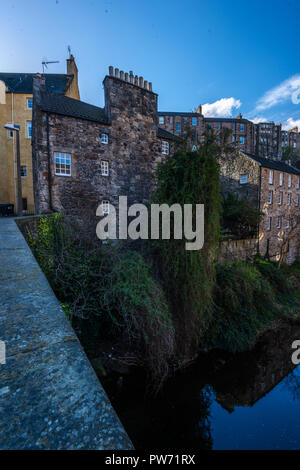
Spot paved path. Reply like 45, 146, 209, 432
0, 217, 133, 450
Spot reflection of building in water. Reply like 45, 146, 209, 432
212, 324, 300, 412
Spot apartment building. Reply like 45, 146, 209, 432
219, 150, 300, 263
157, 106, 204, 148
0, 55, 80, 214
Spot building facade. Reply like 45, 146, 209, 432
32, 67, 178, 224
0, 55, 80, 214
219, 151, 300, 263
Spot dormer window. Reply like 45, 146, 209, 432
101, 134, 108, 144
162, 141, 169, 155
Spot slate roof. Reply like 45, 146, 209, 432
158, 111, 200, 117
242, 152, 300, 175
39, 90, 108, 124
0, 73, 73, 94
157, 127, 182, 141
205, 117, 251, 124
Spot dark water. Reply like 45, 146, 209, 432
103, 322, 300, 450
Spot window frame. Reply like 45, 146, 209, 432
101, 133, 109, 144
26, 121, 32, 139
268, 190, 273, 205
54, 152, 72, 177
101, 160, 109, 176
159, 116, 165, 125
102, 200, 110, 215
279, 172, 283, 186
161, 140, 170, 155
21, 166, 27, 177
269, 170, 274, 185
240, 174, 248, 185
27, 97, 33, 110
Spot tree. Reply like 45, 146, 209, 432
222, 193, 263, 239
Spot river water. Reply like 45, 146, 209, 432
103, 322, 300, 449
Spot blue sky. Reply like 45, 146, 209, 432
1, 0, 300, 129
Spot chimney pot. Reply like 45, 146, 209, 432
144, 80, 148, 90
125, 72, 129, 82
149, 82, 152, 92
129, 71, 134, 83
115, 68, 119, 78
120, 70, 124, 80
109, 66, 114, 76
139, 76, 144, 88
134, 75, 138, 86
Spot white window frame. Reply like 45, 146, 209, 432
159, 116, 165, 124
269, 170, 274, 184
27, 97, 33, 109
101, 160, 109, 176
267, 217, 272, 231
296, 176, 300, 189
27, 121, 32, 138
101, 133, 108, 144
288, 174, 292, 188
287, 193, 291, 205
277, 216, 282, 229
240, 174, 248, 185
102, 200, 110, 215
54, 152, 71, 176
268, 190, 273, 205
8, 129, 13, 139
296, 195, 299, 207
279, 172, 283, 186
161, 141, 169, 155
286, 218, 290, 229
278, 191, 283, 205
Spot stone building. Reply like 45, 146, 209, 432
157, 107, 204, 147
219, 150, 300, 263
0, 54, 80, 214
32, 67, 179, 222
254, 121, 282, 159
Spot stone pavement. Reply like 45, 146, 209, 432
0, 217, 133, 450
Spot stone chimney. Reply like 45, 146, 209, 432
104, 66, 157, 123
235, 113, 243, 119
196, 105, 202, 114
66, 54, 80, 100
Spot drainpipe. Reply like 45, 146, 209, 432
46, 113, 53, 211
11, 92, 17, 211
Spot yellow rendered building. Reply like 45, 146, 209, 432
0, 55, 80, 214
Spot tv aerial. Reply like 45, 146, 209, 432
42, 58, 60, 73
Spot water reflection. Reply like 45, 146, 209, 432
104, 322, 300, 449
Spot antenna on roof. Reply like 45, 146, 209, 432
42, 59, 60, 74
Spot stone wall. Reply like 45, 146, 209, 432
219, 238, 258, 262
218, 150, 260, 206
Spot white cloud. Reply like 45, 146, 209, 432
255, 74, 300, 112
249, 116, 268, 124
202, 97, 241, 117
282, 117, 300, 131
